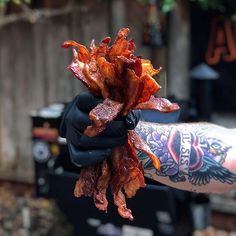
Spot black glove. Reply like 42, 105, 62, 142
60, 91, 140, 167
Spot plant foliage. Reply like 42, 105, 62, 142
138, 0, 232, 13
0, 0, 30, 8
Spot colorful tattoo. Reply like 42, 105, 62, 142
136, 123, 236, 186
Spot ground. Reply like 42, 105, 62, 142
0, 182, 73, 236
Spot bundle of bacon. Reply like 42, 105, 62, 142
62, 28, 179, 220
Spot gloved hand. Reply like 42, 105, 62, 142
60, 91, 140, 167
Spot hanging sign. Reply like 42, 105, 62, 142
206, 16, 236, 65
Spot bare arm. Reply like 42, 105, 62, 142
135, 121, 236, 194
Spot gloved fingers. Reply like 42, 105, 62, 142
80, 133, 127, 148
76, 91, 103, 112
65, 127, 83, 147
68, 142, 112, 167
68, 129, 127, 149
59, 98, 78, 137
125, 109, 141, 130
61, 92, 140, 137
66, 105, 91, 131
68, 109, 127, 137
97, 110, 141, 135
59, 113, 67, 138
65, 104, 127, 136
101, 120, 126, 136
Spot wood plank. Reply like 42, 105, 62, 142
167, 0, 190, 100
0, 25, 17, 170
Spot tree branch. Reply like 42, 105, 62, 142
0, 3, 83, 28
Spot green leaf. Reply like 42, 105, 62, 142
160, 0, 175, 13
13, 0, 21, 4
0, 0, 8, 8
192, 0, 225, 12
231, 14, 236, 22
0, 0, 30, 8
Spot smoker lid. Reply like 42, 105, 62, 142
190, 63, 219, 80
30, 103, 65, 118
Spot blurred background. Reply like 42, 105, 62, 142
0, 0, 236, 235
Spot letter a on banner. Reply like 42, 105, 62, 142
206, 16, 236, 65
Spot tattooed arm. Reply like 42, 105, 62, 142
135, 121, 236, 194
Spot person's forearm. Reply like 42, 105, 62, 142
135, 121, 236, 193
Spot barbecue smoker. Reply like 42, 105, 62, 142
31, 104, 194, 236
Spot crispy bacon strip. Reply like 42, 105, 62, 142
124, 174, 143, 198
110, 147, 128, 195
124, 141, 146, 198
68, 62, 100, 94
135, 95, 180, 112
90, 37, 111, 59
110, 143, 145, 218
84, 59, 110, 98
110, 148, 134, 219
109, 28, 131, 58
137, 75, 161, 104
93, 160, 110, 212
84, 98, 124, 137
128, 130, 161, 171
122, 69, 144, 115
113, 190, 133, 221
141, 59, 161, 76
97, 57, 122, 87
62, 40, 90, 63
74, 166, 97, 197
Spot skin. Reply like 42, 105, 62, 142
134, 121, 236, 194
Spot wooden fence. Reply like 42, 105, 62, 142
0, 0, 154, 182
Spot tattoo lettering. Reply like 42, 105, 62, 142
177, 131, 191, 175
136, 124, 236, 186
